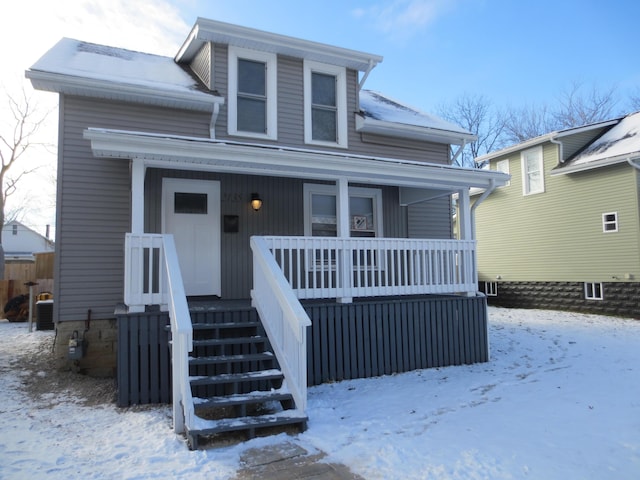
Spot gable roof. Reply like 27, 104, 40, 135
551, 111, 640, 175
26, 38, 224, 112
357, 90, 476, 145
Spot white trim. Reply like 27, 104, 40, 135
303, 184, 383, 237
602, 212, 618, 233
484, 281, 498, 296
304, 60, 347, 148
496, 159, 510, 186
228, 46, 277, 140
521, 146, 544, 195
355, 114, 476, 145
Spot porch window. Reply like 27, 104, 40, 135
521, 146, 544, 195
304, 61, 347, 148
228, 46, 277, 139
304, 184, 382, 237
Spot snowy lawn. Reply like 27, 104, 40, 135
1, 306, 639, 479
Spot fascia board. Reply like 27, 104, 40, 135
84, 129, 509, 190
355, 115, 477, 145
26, 70, 224, 112
176, 18, 383, 71
550, 153, 640, 175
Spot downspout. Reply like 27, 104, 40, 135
470, 179, 496, 240
627, 156, 640, 170
549, 135, 564, 163
358, 59, 376, 91
209, 102, 220, 139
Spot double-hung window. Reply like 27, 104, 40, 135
304, 61, 347, 148
496, 159, 510, 186
521, 146, 544, 195
228, 47, 277, 139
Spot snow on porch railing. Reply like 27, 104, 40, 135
124, 233, 193, 434
261, 236, 478, 301
251, 236, 311, 412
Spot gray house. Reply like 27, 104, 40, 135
27, 17, 508, 447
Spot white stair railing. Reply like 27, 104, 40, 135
251, 236, 311, 412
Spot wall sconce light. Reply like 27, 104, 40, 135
250, 193, 263, 211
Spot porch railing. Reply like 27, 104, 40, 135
261, 236, 477, 301
124, 233, 193, 434
250, 236, 311, 412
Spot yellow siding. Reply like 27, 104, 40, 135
476, 143, 640, 282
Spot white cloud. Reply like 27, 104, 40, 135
354, 0, 457, 41
0, 0, 191, 233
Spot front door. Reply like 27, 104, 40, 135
162, 178, 221, 296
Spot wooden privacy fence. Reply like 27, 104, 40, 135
0, 252, 55, 313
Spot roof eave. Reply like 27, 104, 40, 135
550, 152, 640, 175
83, 128, 508, 191
25, 70, 224, 112
355, 115, 477, 146
176, 18, 383, 71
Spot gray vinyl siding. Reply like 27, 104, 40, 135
407, 196, 453, 239
208, 42, 449, 164
55, 96, 211, 323
190, 43, 212, 89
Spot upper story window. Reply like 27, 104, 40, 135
228, 46, 277, 140
496, 159, 510, 186
521, 146, 544, 195
304, 61, 347, 148
602, 212, 618, 232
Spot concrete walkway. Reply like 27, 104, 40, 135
233, 441, 364, 480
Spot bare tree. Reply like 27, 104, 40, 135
553, 81, 618, 129
0, 89, 50, 277
504, 103, 556, 144
630, 88, 640, 112
437, 93, 507, 168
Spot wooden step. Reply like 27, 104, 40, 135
192, 336, 267, 348
189, 369, 283, 387
191, 321, 261, 330
188, 352, 274, 366
186, 410, 308, 449
193, 389, 293, 410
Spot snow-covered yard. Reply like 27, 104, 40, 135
1, 307, 639, 479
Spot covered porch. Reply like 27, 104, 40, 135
84, 127, 508, 443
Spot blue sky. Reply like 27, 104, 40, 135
1, 0, 639, 231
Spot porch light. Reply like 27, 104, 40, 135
250, 193, 263, 211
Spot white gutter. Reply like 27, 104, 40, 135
470, 179, 496, 240
628, 157, 640, 170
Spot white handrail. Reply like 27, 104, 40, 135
251, 236, 311, 412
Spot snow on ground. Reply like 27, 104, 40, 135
1, 307, 639, 479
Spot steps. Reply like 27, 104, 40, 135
178, 309, 307, 449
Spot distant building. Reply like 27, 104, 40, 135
2, 221, 54, 262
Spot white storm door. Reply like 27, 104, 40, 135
162, 178, 221, 296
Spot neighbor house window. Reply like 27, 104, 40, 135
484, 281, 498, 296
584, 282, 604, 300
304, 61, 347, 148
496, 159, 510, 186
228, 46, 277, 139
521, 146, 544, 195
303, 184, 382, 237
12, 224, 17, 235
602, 212, 618, 232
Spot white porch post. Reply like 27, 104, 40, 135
131, 160, 146, 234
457, 188, 472, 241
336, 178, 352, 303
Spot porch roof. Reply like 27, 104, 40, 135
84, 128, 509, 192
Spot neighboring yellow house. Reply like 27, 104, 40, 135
473, 111, 640, 318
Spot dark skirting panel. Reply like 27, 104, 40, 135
304, 295, 488, 386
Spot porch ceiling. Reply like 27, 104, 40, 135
84, 128, 509, 192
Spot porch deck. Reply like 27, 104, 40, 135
116, 293, 488, 406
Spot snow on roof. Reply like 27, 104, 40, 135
29, 38, 210, 96
360, 90, 471, 135
563, 111, 640, 167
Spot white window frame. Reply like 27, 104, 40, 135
496, 159, 510, 186
584, 282, 604, 300
303, 184, 383, 237
228, 46, 277, 140
484, 281, 498, 296
521, 146, 544, 195
303, 60, 348, 148
602, 212, 618, 233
